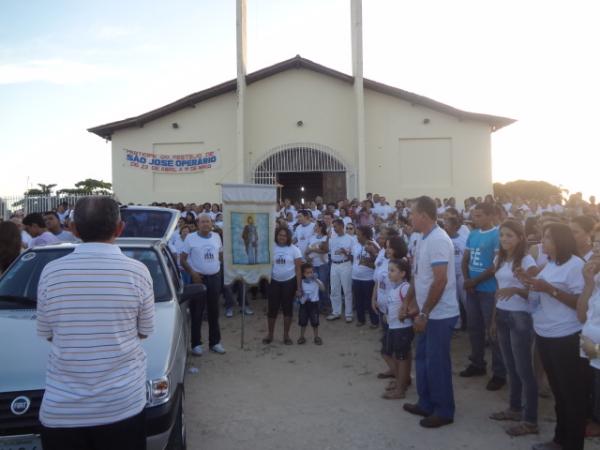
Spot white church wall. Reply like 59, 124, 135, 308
111, 92, 237, 204
245, 69, 357, 176
364, 89, 492, 203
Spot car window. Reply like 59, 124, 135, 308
161, 247, 181, 292
0, 247, 172, 308
120, 209, 174, 239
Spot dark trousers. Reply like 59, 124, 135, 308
41, 409, 145, 450
353, 279, 378, 325
191, 273, 222, 347
465, 290, 506, 378
536, 332, 589, 450
416, 316, 458, 420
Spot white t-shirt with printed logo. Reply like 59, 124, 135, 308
530, 255, 585, 338
386, 281, 412, 329
272, 244, 302, 282
300, 278, 320, 304
414, 226, 459, 320
494, 255, 537, 312
306, 235, 327, 267
183, 232, 222, 275
352, 242, 376, 281
294, 222, 315, 255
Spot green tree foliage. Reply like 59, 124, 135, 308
493, 180, 562, 200
73, 179, 113, 195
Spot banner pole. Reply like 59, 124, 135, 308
240, 280, 246, 349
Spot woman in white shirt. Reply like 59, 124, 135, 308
352, 225, 379, 327
263, 227, 302, 345
520, 222, 589, 450
577, 223, 600, 438
489, 220, 539, 436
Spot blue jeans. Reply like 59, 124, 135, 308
466, 290, 506, 378
352, 279, 378, 325
416, 316, 458, 419
495, 309, 538, 423
315, 264, 330, 309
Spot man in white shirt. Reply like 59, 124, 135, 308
324, 219, 354, 322
402, 196, 459, 429
44, 211, 78, 243
56, 201, 71, 225
181, 213, 226, 355
22, 213, 60, 248
293, 210, 315, 256
37, 197, 153, 450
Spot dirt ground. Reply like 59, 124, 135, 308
185, 298, 600, 450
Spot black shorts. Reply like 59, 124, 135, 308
383, 327, 414, 360
298, 301, 320, 327
268, 277, 297, 318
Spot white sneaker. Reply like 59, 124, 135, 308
191, 345, 203, 356
243, 306, 254, 316
345, 316, 353, 323
210, 343, 226, 354
326, 314, 340, 321
225, 308, 233, 318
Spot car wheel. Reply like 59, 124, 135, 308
166, 388, 186, 450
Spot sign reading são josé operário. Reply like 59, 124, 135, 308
124, 149, 219, 173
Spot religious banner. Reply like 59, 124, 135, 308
221, 183, 277, 285
124, 148, 220, 173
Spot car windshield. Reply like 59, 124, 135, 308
120, 209, 174, 238
0, 247, 172, 309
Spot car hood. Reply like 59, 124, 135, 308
0, 302, 179, 392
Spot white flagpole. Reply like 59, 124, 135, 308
236, 0, 247, 184
351, 0, 366, 200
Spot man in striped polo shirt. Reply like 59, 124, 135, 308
36, 197, 154, 450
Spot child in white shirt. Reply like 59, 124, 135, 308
298, 263, 325, 345
381, 258, 417, 399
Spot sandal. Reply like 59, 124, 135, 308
314, 337, 323, 345
505, 422, 539, 436
297, 337, 306, 345
284, 337, 293, 345
377, 372, 394, 379
262, 336, 273, 344
382, 389, 406, 400
489, 409, 521, 421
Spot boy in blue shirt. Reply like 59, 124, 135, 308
460, 202, 506, 391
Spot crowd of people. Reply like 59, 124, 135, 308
1, 191, 600, 450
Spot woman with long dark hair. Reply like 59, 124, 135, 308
263, 227, 302, 345
520, 222, 589, 449
489, 220, 539, 436
571, 215, 597, 261
0, 221, 21, 274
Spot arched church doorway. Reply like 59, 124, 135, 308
253, 144, 348, 204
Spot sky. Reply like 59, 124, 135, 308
1, 0, 599, 199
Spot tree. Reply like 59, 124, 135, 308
493, 180, 562, 200
37, 183, 57, 195
24, 188, 44, 196
74, 179, 112, 195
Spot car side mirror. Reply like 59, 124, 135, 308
181, 283, 206, 303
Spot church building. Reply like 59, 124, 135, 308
88, 55, 514, 205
